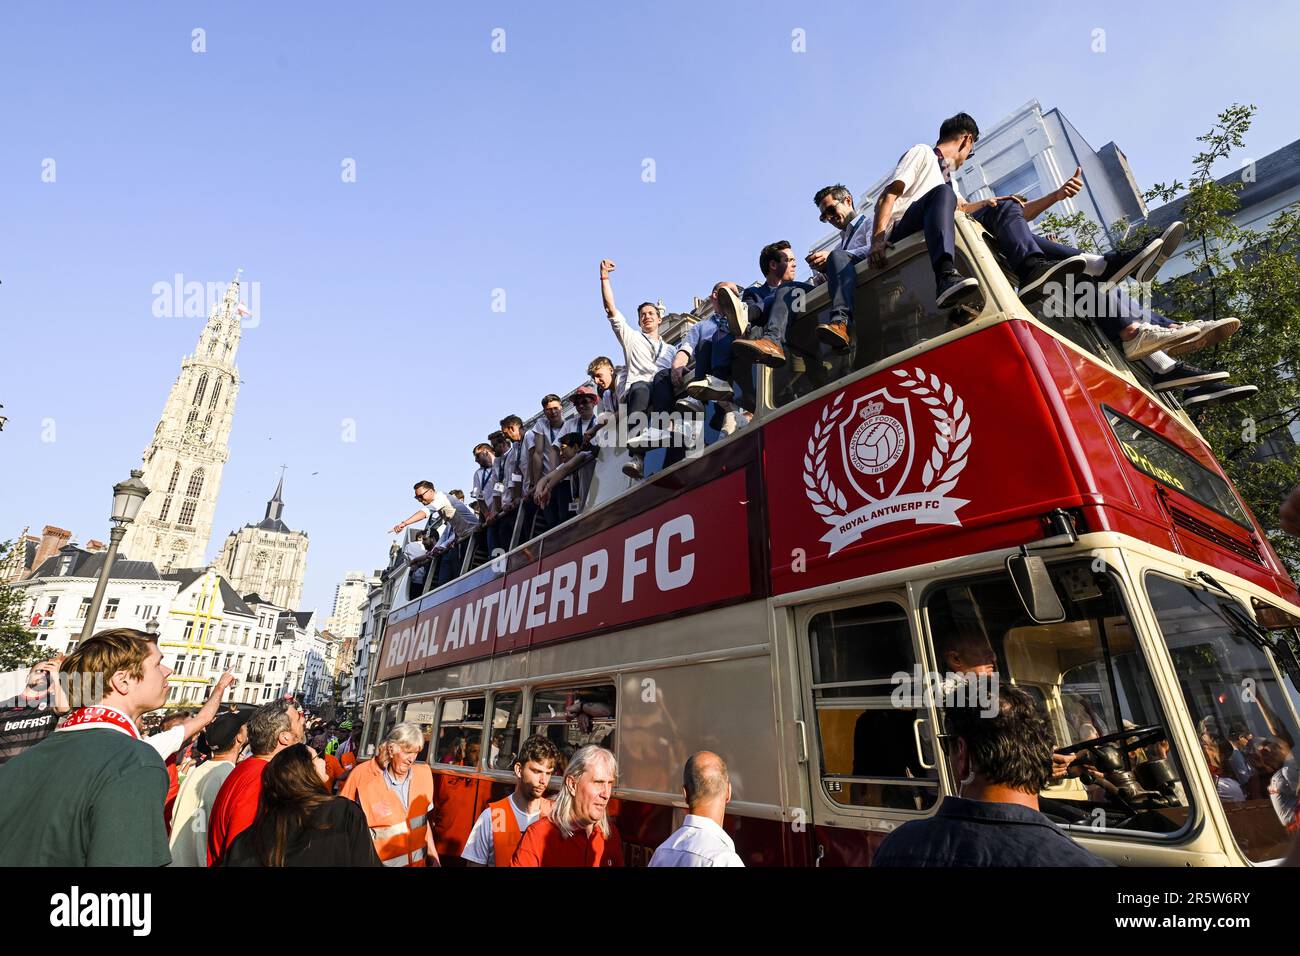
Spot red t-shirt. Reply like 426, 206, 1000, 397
207, 756, 269, 867
163, 755, 180, 836
510, 817, 623, 867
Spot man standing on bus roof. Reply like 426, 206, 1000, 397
511, 745, 623, 867
469, 441, 496, 523
463, 735, 561, 867
871, 685, 1110, 867
649, 752, 745, 867
390, 480, 479, 584
528, 394, 568, 507
598, 259, 675, 481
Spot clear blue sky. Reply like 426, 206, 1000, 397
2, 0, 1297, 617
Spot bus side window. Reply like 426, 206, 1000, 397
435, 696, 486, 769
489, 691, 524, 770
769, 246, 951, 410
362, 705, 383, 757
807, 602, 939, 813
529, 684, 617, 774
402, 699, 438, 762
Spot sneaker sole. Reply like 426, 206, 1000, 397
1124, 325, 1202, 361
1135, 221, 1186, 285
685, 380, 734, 401
1163, 325, 1217, 357
1105, 237, 1162, 286
719, 290, 747, 337
1190, 317, 1241, 350
1152, 370, 1229, 391
1019, 256, 1088, 304
935, 277, 982, 310
1183, 385, 1258, 408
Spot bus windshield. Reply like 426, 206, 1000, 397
1145, 574, 1300, 862
926, 562, 1192, 839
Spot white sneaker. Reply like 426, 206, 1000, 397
719, 411, 738, 435
621, 458, 644, 480
1122, 323, 1202, 361
1167, 316, 1239, 356
675, 395, 705, 415
686, 374, 735, 402
625, 426, 670, 449
717, 285, 748, 337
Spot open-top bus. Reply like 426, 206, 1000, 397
363, 212, 1300, 866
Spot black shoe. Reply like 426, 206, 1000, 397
1099, 237, 1162, 284
1150, 363, 1229, 392
935, 271, 981, 309
1182, 381, 1258, 408
1018, 255, 1088, 304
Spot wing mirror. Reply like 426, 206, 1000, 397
1006, 549, 1066, 624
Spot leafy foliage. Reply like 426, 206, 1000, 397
0, 541, 45, 672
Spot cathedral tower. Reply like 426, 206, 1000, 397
120, 272, 244, 571
214, 472, 310, 610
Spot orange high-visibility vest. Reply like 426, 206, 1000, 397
488, 795, 553, 868
342, 759, 434, 867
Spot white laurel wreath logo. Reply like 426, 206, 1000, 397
802, 369, 972, 524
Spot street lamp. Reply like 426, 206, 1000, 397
79, 469, 151, 642
145, 617, 160, 636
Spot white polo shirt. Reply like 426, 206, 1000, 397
884, 144, 966, 232
423, 491, 480, 538
648, 814, 745, 867
607, 309, 673, 387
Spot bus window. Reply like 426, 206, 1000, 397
529, 685, 617, 773
402, 699, 438, 762
925, 563, 1192, 839
362, 705, 383, 758
489, 692, 524, 771
806, 602, 939, 813
1146, 574, 1300, 862
770, 247, 949, 409
435, 697, 486, 769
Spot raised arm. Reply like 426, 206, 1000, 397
180, 672, 238, 741
390, 508, 429, 535
599, 259, 617, 318
1019, 165, 1082, 222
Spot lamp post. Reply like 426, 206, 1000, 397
79, 469, 151, 642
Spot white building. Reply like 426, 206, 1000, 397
121, 274, 245, 572
159, 569, 284, 707
214, 475, 310, 610
324, 570, 374, 640
14, 544, 178, 656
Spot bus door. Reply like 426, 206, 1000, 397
793, 592, 946, 867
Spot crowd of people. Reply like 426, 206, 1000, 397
386, 110, 1253, 600
2, 618, 1300, 867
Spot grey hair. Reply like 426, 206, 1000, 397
247, 699, 299, 756
377, 722, 426, 767
551, 745, 617, 840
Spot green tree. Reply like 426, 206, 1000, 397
0, 541, 45, 672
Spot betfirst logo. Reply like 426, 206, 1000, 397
804, 367, 972, 554
382, 514, 696, 671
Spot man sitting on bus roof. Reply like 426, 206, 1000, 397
797, 184, 873, 356
723, 240, 816, 369
871, 684, 1110, 867
597, 260, 675, 480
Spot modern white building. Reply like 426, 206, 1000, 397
14, 545, 178, 656
324, 570, 374, 640
121, 274, 246, 573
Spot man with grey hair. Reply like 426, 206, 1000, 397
341, 721, 440, 866
649, 751, 745, 867
206, 698, 305, 866
511, 744, 623, 866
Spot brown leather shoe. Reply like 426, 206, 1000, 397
732, 336, 787, 367
816, 320, 852, 353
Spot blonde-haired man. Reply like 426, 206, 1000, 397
0, 628, 175, 865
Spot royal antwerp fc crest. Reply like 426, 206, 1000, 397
804, 367, 972, 555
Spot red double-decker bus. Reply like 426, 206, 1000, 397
364, 217, 1300, 866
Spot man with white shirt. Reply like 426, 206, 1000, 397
0, 628, 176, 865
528, 394, 569, 507
598, 259, 675, 480
649, 751, 744, 867
463, 735, 561, 866
469, 442, 496, 522
390, 480, 480, 587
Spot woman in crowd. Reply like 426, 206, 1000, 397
223, 744, 380, 867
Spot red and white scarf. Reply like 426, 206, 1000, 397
56, 705, 141, 740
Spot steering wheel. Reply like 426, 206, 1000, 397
1054, 724, 1165, 757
